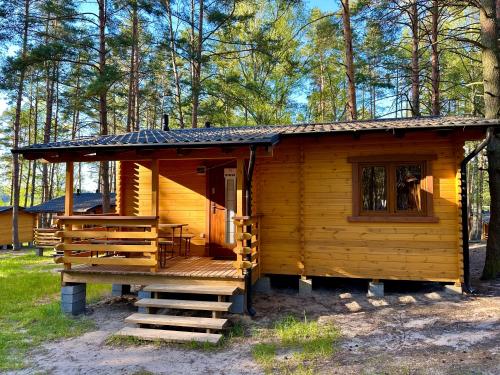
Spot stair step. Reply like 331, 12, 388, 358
136, 298, 232, 311
143, 284, 239, 296
125, 313, 229, 330
116, 327, 222, 344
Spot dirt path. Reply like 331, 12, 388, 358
9, 244, 499, 375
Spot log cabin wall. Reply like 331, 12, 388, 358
254, 131, 463, 283
0, 210, 36, 245
117, 159, 208, 256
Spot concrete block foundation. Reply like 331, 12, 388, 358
299, 277, 312, 296
61, 283, 86, 315
367, 281, 384, 297
254, 277, 271, 293
137, 290, 152, 313
444, 283, 463, 294
112, 284, 131, 297
229, 293, 245, 314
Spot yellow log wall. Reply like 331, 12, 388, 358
117, 160, 208, 255
254, 132, 463, 283
0, 211, 36, 245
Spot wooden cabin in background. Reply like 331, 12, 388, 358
0, 207, 36, 248
12, 116, 499, 344
26, 192, 117, 227
26, 192, 116, 255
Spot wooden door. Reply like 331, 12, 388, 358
208, 163, 237, 259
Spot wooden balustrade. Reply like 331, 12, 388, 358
34, 228, 60, 249
54, 216, 159, 272
232, 215, 261, 277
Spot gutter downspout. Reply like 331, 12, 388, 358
245, 144, 257, 316
460, 127, 494, 293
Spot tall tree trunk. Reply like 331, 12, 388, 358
165, 0, 185, 128
24, 77, 34, 207
98, 0, 111, 213
30, 79, 39, 207
470, 155, 481, 240
71, 55, 81, 138
409, 0, 420, 116
482, 0, 500, 279
126, 2, 138, 132
481, 0, 500, 119
42, 63, 55, 206
12, 0, 30, 249
134, 21, 140, 131
341, 0, 357, 120
191, 0, 203, 128
430, 0, 440, 115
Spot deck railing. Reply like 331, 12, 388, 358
54, 216, 159, 272
232, 215, 261, 277
34, 228, 60, 250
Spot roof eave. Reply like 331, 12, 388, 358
11, 137, 280, 159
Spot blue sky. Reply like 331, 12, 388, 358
309, 0, 335, 12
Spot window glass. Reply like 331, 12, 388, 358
396, 164, 422, 212
225, 176, 236, 243
361, 166, 387, 211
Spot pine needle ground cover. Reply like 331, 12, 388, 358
0, 251, 109, 370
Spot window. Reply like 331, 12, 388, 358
224, 168, 237, 244
349, 155, 437, 222
361, 166, 387, 211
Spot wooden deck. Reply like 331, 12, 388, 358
61, 256, 250, 288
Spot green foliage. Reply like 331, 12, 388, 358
0, 0, 492, 202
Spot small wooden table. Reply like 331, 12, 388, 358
158, 224, 189, 266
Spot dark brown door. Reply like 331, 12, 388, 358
208, 163, 237, 259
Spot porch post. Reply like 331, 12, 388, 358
65, 162, 74, 216
151, 159, 159, 272
64, 162, 73, 270
236, 159, 245, 216
151, 159, 159, 217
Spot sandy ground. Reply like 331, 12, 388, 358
8, 243, 500, 375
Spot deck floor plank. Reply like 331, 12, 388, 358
65, 256, 240, 279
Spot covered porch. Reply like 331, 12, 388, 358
28, 139, 274, 297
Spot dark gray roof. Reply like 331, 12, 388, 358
12, 116, 499, 155
25, 193, 116, 214
0, 206, 30, 213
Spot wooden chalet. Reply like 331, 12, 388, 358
0, 206, 36, 248
12, 116, 499, 343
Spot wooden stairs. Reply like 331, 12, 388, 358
116, 283, 240, 344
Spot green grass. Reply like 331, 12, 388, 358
251, 314, 340, 374
0, 252, 110, 370
275, 315, 339, 359
252, 343, 276, 370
